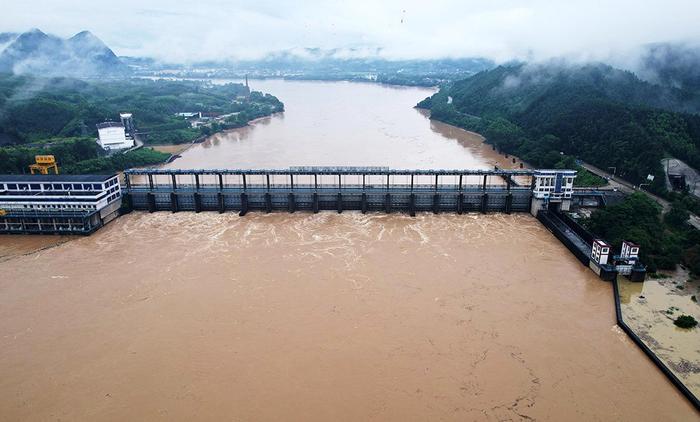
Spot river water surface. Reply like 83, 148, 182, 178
1, 80, 697, 420
163, 79, 518, 170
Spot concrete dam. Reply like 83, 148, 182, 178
122, 167, 576, 216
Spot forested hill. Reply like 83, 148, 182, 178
418, 63, 700, 191
0, 75, 284, 174
0, 75, 281, 145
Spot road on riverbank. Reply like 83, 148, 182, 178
579, 161, 700, 230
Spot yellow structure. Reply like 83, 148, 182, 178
0, 210, 6, 216
29, 155, 59, 175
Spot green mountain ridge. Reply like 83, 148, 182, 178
420, 63, 700, 190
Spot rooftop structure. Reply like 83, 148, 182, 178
96, 122, 124, 129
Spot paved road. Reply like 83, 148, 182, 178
579, 162, 700, 230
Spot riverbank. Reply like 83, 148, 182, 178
415, 108, 528, 171
150, 113, 282, 165
618, 268, 700, 398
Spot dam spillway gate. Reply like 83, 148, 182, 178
123, 167, 540, 215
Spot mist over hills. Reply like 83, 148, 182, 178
636, 43, 700, 93
0, 29, 130, 78
3, 26, 700, 95
419, 62, 700, 189
0, 32, 18, 46
121, 47, 496, 87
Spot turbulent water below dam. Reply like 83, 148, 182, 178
0, 80, 698, 420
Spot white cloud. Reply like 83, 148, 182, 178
1, 0, 699, 62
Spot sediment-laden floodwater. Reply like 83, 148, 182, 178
1, 212, 697, 420
0, 80, 698, 420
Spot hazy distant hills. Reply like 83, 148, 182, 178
121, 47, 495, 86
0, 29, 130, 78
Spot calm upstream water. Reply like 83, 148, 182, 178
0, 80, 697, 420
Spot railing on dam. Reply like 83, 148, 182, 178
123, 167, 536, 215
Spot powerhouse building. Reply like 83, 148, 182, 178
97, 122, 134, 150
0, 174, 122, 234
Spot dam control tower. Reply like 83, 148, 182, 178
529, 169, 576, 216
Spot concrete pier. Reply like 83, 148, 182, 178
147, 193, 156, 213
171, 193, 179, 213
194, 193, 202, 213
265, 193, 272, 213
288, 193, 296, 213
218, 193, 225, 213
239, 193, 248, 216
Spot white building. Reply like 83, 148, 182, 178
97, 122, 134, 150
0, 174, 122, 213
530, 169, 576, 215
591, 239, 611, 266
0, 174, 122, 234
620, 241, 640, 260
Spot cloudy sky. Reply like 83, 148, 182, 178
2, 0, 700, 62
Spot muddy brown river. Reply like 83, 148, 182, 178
1, 80, 698, 420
